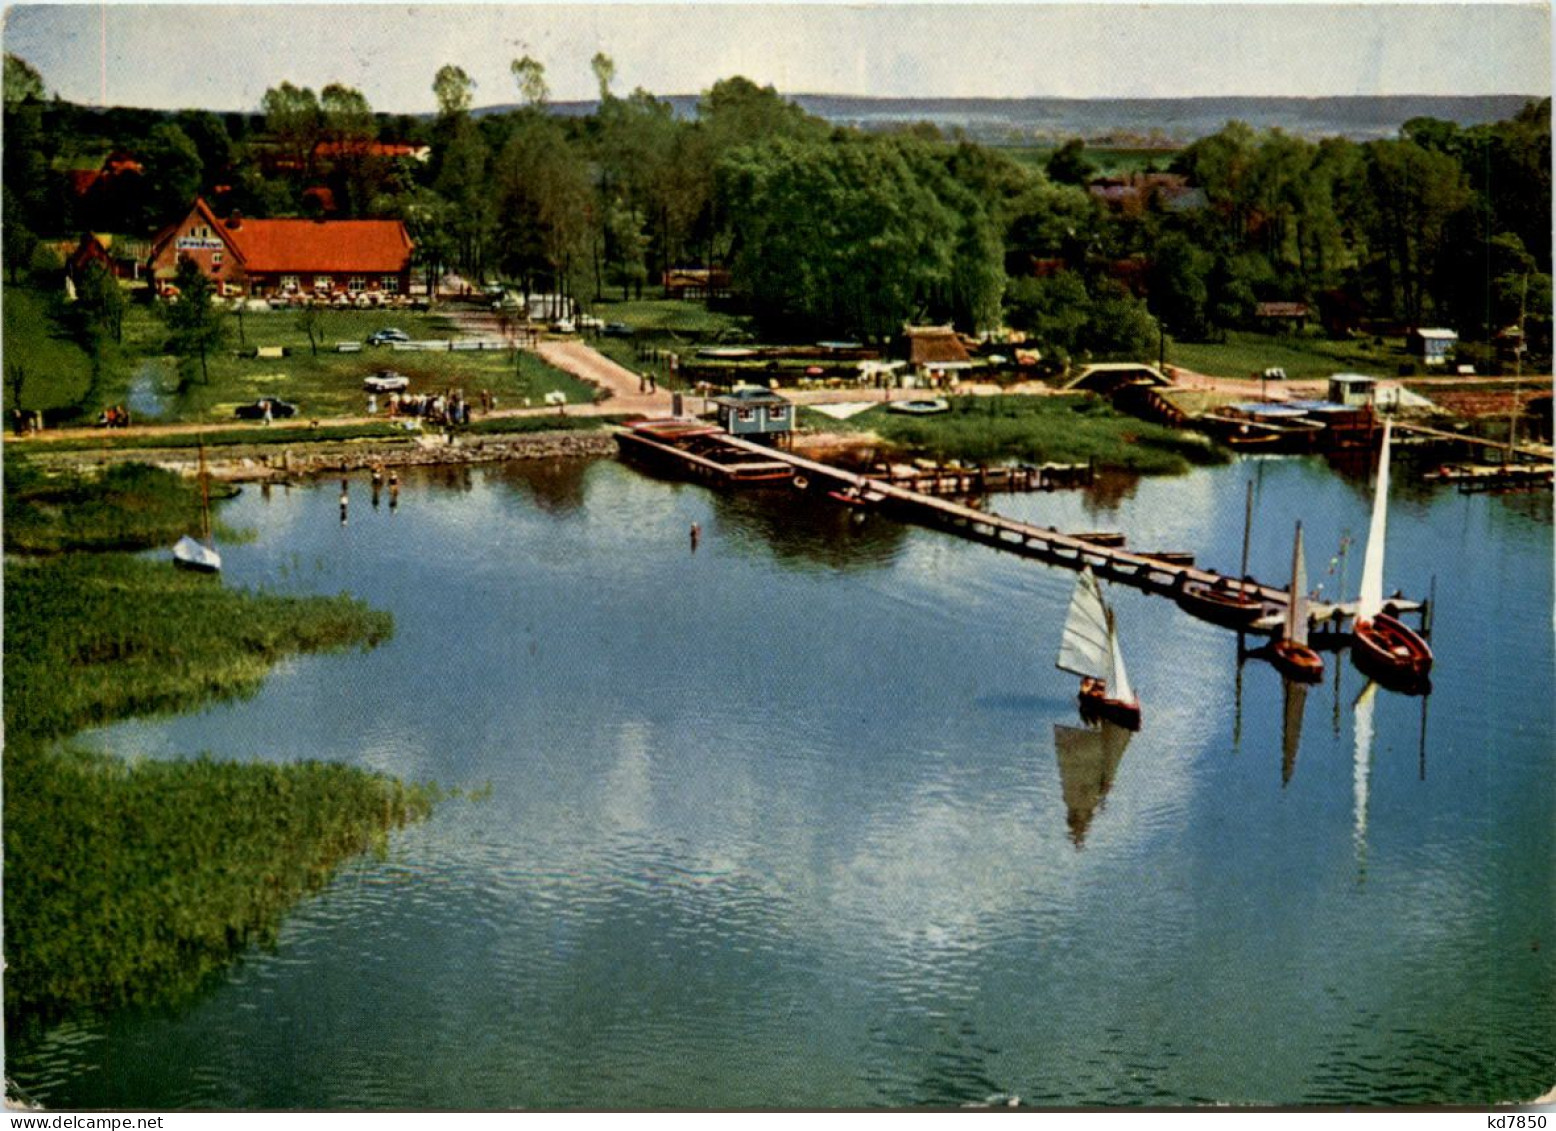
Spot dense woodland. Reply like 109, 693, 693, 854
4, 52, 1550, 363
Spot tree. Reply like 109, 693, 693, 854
2, 186, 39, 284
1046, 139, 1096, 186
511, 56, 549, 109
161, 259, 225, 386
295, 302, 327, 357
1147, 232, 1214, 339
140, 123, 204, 227
591, 52, 616, 102
261, 81, 322, 175
75, 261, 126, 348
1363, 138, 1471, 324
433, 64, 475, 117
4, 53, 44, 107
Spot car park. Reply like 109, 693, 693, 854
363, 370, 410, 393
234, 398, 297, 420
367, 328, 411, 345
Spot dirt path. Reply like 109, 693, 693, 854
535, 338, 674, 415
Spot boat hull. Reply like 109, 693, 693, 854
1269, 638, 1325, 682
1176, 580, 1268, 630
1079, 679, 1141, 731
172, 535, 222, 574
1351, 613, 1433, 691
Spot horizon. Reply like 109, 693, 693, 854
3, 3, 1549, 116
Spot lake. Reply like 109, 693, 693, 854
10, 452, 1553, 1109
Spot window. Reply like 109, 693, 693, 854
314, 275, 332, 293
737, 408, 755, 423
212, 252, 222, 265
381, 275, 400, 294
280, 275, 299, 292
348, 276, 365, 293
768, 406, 787, 422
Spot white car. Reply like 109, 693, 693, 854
551, 318, 576, 334
363, 370, 410, 393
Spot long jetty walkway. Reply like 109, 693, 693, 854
717, 434, 1422, 635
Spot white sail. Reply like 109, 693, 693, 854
1356, 420, 1392, 624
1286, 522, 1310, 646
1107, 608, 1135, 705
1057, 567, 1112, 683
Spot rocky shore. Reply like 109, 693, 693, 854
18, 428, 620, 483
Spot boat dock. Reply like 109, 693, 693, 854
711, 433, 1422, 636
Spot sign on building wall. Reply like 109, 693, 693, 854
176, 238, 225, 250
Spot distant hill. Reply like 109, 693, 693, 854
498, 93, 1541, 145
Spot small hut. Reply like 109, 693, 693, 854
713, 385, 793, 442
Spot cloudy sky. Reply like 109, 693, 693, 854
3, 2, 1549, 114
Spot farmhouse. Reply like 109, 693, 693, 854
147, 198, 414, 300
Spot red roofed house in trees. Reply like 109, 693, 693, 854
148, 198, 414, 300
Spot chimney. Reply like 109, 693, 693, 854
226, 210, 242, 230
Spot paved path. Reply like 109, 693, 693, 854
535, 338, 674, 416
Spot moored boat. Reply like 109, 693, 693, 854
1350, 420, 1433, 690
1268, 522, 1324, 682
1176, 577, 1267, 630
1057, 566, 1141, 731
172, 440, 221, 574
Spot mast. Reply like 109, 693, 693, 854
1240, 479, 1254, 592
1356, 420, 1391, 625
1286, 522, 1309, 646
199, 437, 212, 547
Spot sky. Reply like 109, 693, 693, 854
2, 2, 1550, 114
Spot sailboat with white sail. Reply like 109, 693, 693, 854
1350, 420, 1432, 689
172, 440, 222, 573
1269, 521, 1324, 682
1057, 566, 1141, 731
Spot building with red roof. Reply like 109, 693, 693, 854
147, 198, 414, 299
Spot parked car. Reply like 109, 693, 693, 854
367, 328, 410, 346
551, 318, 576, 334
363, 370, 410, 393
602, 322, 634, 337
234, 398, 297, 420
577, 313, 604, 331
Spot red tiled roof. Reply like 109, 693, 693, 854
314, 141, 428, 160
229, 217, 412, 273
152, 199, 412, 275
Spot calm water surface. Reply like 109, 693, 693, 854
11, 454, 1554, 1108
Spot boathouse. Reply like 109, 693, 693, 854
1327, 373, 1377, 407
147, 198, 414, 300
713, 385, 793, 442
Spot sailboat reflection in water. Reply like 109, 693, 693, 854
1053, 720, 1135, 847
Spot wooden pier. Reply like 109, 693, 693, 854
714, 433, 1423, 636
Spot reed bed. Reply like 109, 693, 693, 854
3, 466, 430, 1020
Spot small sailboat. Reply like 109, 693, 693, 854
1057, 566, 1141, 731
172, 441, 222, 574
1269, 521, 1324, 682
1350, 421, 1432, 689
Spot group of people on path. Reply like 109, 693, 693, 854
376, 388, 491, 426
96, 405, 133, 428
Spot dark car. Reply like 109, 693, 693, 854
367, 328, 410, 346
602, 322, 634, 337
234, 398, 297, 420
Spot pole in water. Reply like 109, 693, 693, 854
1240, 479, 1254, 591
690, 522, 701, 551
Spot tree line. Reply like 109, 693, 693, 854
4, 51, 1550, 360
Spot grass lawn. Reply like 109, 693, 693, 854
577, 296, 750, 338
1165, 329, 1413, 382
98, 300, 598, 423
3, 285, 98, 416
800, 393, 1228, 474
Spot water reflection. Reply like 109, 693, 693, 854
486, 458, 593, 515
708, 488, 910, 572
1053, 721, 1133, 847
1281, 679, 1308, 786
